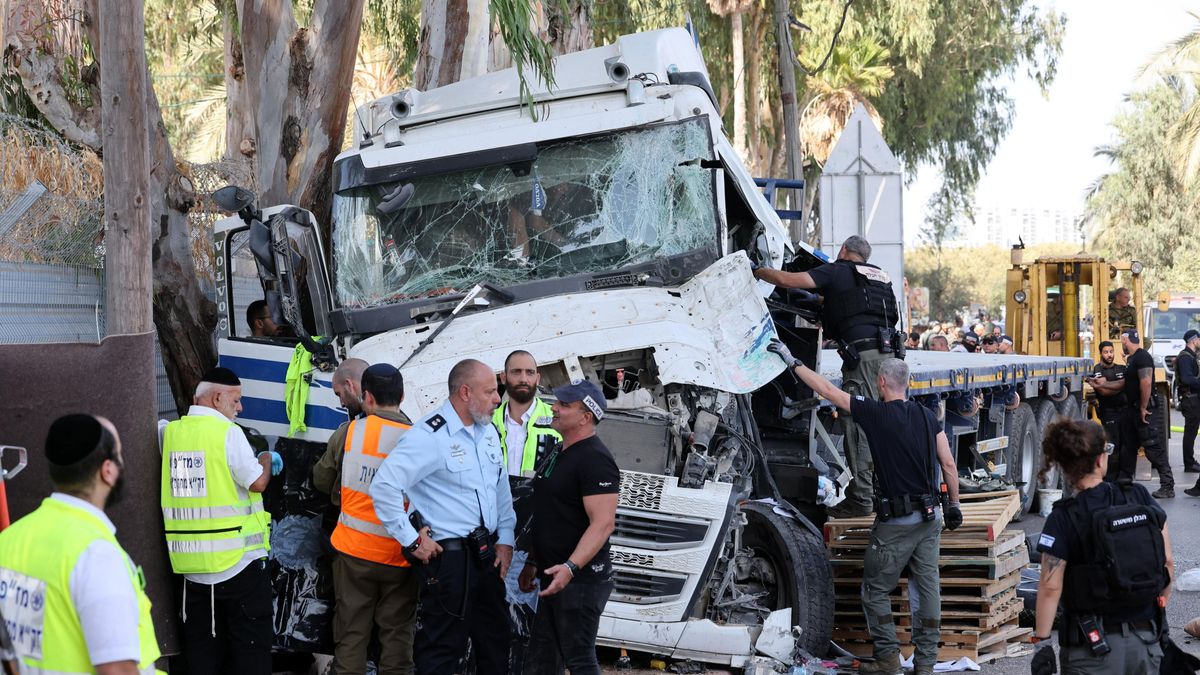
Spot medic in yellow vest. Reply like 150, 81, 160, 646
0, 414, 161, 675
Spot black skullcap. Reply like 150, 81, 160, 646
45, 414, 104, 466
201, 367, 241, 386
365, 363, 400, 378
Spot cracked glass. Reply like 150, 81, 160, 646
331, 118, 717, 308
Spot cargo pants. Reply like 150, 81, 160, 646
840, 347, 889, 514
862, 516, 942, 668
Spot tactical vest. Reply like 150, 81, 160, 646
330, 415, 412, 566
0, 498, 161, 674
821, 260, 899, 341
1177, 348, 1197, 397
1056, 482, 1168, 615
492, 398, 561, 476
161, 415, 271, 574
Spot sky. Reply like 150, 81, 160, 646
901, 0, 1198, 244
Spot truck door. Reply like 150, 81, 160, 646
213, 208, 345, 443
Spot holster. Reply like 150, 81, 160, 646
838, 341, 861, 371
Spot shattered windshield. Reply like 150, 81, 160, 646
332, 118, 717, 307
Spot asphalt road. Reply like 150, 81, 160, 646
602, 407, 1200, 674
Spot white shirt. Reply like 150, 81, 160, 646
503, 404, 533, 476
158, 405, 268, 584
53, 493, 142, 666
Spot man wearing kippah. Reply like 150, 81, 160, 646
518, 379, 619, 675
159, 367, 282, 674
0, 414, 161, 673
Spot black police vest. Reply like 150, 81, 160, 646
822, 260, 899, 340
1177, 349, 1197, 397
1056, 482, 1168, 615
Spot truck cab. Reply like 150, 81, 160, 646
1148, 292, 1200, 407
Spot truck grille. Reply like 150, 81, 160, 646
611, 568, 688, 604
611, 510, 710, 550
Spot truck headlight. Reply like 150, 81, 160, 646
1131, 261, 1144, 275
1013, 290, 1027, 304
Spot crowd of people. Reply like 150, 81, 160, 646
902, 320, 1017, 355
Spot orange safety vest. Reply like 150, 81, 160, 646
330, 415, 412, 566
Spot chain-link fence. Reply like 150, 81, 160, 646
0, 116, 258, 417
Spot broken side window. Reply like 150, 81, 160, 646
331, 118, 717, 308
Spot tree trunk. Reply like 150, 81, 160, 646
415, 0, 489, 89
236, 0, 366, 227
99, 0, 152, 335
489, 0, 591, 71
222, 9, 253, 162
731, 11, 746, 158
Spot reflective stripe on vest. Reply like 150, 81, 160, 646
330, 415, 411, 566
161, 416, 271, 575
492, 398, 561, 474
0, 498, 161, 673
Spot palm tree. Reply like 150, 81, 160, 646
1140, 14, 1200, 184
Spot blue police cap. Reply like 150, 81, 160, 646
553, 379, 607, 421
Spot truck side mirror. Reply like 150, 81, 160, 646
213, 185, 256, 214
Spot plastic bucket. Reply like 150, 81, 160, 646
1037, 488, 1063, 517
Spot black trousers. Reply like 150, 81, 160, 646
523, 578, 613, 675
1181, 395, 1200, 468
181, 558, 274, 675
413, 547, 510, 675
1113, 406, 1173, 489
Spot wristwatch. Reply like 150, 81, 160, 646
563, 560, 580, 577
405, 535, 422, 553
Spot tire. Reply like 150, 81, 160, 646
740, 502, 834, 656
1032, 399, 1061, 499
1004, 403, 1038, 521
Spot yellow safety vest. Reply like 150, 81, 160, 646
0, 497, 161, 674
492, 398, 561, 474
161, 415, 270, 574
330, 415, 412, 566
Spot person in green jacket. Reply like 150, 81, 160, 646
0, 414, 161, 675
492, 350, 562, 672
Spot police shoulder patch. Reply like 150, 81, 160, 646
425, 414, 447, 432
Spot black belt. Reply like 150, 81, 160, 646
1063, 618, 1157, 647
1105, 619, 1155, 632
846, 337, 883, 351
435, 531, 499, 553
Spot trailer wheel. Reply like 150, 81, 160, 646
740, 502, 834, 656
1033, 399, 1061, 499
1004, 403, 1038, 521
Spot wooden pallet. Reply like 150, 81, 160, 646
824, 491, 1021, 542
833, 620, 1032, 661
830, 536, 1029, 580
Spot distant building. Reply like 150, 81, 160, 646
946, 203, 1081, 248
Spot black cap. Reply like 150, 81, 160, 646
1186, 329, 1200, 343
963, 333, 979, 345
553, 379, 607, 420
201, 367, 241, 386
1122, 328, 1140, 344
45, 414, 105, 466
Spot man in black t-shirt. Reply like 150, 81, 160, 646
1087, 340, 1126, 450
755, 235, 901, 518
1114, 329, 1173, 496
768, 340, 961, 675
519, 379, 619, 675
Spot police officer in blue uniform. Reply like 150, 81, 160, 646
370, 358, 517, 675
755, 235, 903, 517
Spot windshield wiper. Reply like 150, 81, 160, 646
399, 282, 514, 368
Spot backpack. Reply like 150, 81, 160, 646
1057, 481, 1168, 613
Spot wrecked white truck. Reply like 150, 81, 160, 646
211, 28, 1089, 667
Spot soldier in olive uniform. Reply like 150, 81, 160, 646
1108, 287, 1137, 339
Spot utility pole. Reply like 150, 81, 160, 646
774, 0, 804, 245
99, 0, 153, 335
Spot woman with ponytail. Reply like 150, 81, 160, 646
1029, 418, 1173, 675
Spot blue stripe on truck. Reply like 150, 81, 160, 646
240, 395, 347, 432
219, 354, 290, 383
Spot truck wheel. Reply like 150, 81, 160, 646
1033, 399, 1061, 498
1004, 403, 1038, 521
740, 502, 834, 656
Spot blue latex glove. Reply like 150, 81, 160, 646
258, 450, 283, 477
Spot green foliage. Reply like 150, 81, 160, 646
1087, 78, 1200, 295
864, 0, 1065, 227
